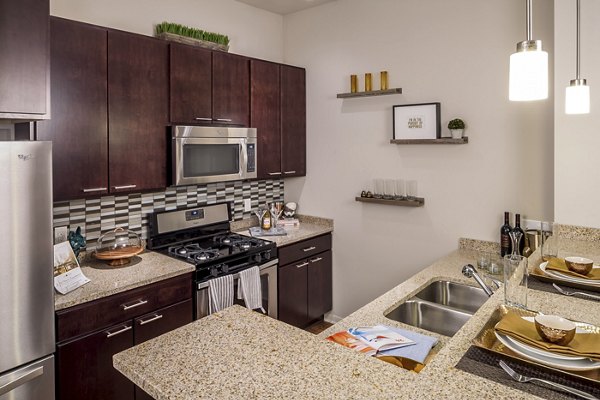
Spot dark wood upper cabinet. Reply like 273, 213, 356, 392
280, 65, 306, 177
108, 31, 169, 193
170, 44, 212, 124
0, 0, 49, 118
212, 52, 250, 126
37, 17, 108, 202
250, 60, 281, 179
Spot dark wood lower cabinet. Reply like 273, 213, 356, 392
308, 250, 333, 321
57, 322, 134, 400
133, 299, 193, 345
278, 260, 309, 327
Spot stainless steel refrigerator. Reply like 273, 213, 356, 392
0, 142, 55, 399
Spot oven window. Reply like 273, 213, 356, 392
183, 144, 240, 177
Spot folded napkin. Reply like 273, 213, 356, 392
237, 266, 265, 313
377, 326, 438, 364
495, 310, 600, 359
546, 257, 600, 280
208, 274, 234, 315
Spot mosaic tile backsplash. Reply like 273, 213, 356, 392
53, 180, 284, 250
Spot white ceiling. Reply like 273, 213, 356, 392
236, 0, 335, 15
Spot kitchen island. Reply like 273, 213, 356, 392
113, 231, 600, 399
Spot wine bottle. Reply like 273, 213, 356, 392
261, 209, 272, 230
500, 211, 512, 257
513, 214, 525, 256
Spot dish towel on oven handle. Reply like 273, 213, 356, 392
237, 266, 266, 313
208, 274, 234, 315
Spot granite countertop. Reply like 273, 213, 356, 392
233, 214, 333, 247
55, 251, 195, 311
113, 235, 600, 399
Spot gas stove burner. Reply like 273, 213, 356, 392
191, 250, 220, 263
169, 243, 204, 257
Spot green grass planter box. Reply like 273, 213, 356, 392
155, 22, 230, 52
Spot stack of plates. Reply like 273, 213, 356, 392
539, 262, 600, 287
495, 331, 600, 371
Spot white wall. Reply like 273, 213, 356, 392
554, 0, 600, 228
50, 0, 284, 62
283, 0, 555, 318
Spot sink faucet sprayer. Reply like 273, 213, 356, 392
462, 264, 495, 297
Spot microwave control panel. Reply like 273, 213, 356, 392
247, 144, 256, 172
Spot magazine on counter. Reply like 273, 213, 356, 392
347, 325, 415, 352
53, 241, 90, 294
326, 331, 377, 356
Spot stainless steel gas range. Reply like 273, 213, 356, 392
147, 203, 278, 320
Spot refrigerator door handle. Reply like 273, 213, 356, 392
0, 366, 44, 396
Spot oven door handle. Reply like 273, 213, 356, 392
197, 259, 278, 290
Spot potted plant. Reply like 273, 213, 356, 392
447, 118, 465, 139
155, 22, 230, 52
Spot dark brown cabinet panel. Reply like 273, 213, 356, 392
278, 234, 332, 266
250, 60, 281, 179
278, 260, 309, 327
170, 44, 212, 124
0, 0, 49, 118
108, 31, 168, 193
57, 322, 134, 400
280, 65, 306, 177
37, 17, 108, 201
308, 250, 333, 321
212, 52, 249, 126
133, 299, 193, 345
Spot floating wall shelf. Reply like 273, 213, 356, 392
390, 137, 468, 145
337, 88, 403, 99
355, 196, 425, 207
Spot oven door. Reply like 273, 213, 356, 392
173, 137, 256, 186
195, 259, 278, 320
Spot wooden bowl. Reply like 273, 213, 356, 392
94, 245, 144, 266
565, 256, 594, 275
534, 315, 576, 346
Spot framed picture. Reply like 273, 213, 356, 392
393, 103, 441, 140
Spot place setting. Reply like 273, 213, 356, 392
531, 254, 600, 300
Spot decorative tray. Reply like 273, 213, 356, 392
471, 305, 600, 384
531, 263, 600, 294
94, 246, 144, 266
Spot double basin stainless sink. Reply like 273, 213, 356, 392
385, 280, 489, 337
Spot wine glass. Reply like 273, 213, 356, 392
253, 207, 267, 226
269, 202, 284, 229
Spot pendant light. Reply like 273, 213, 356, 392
565, 0, 590, 114
509, 0, 548, 101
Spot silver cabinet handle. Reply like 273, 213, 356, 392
82, 187, 107, 193
113, 184, 137, 190
122, 299, 148, 310
215, 118, 233, 122
268, 172, 282, 176
296, 262, 309, 268
139, 314, 163, 326
302, 246, 317, 252
310, 257, 323, 263
106, 325, 132, 338
0, 366, 44, 396
194, 117, 212, 121
284, 171, 297, 174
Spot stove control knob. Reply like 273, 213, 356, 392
254, 253, 262, 263
221, 264, 229, 274
210, 266, 220, 277
263, 250, 271, 260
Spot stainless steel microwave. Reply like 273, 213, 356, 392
171, 126, 257, 186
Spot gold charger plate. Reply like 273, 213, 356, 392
531, 264, 600, 294
471, 305, 600, 384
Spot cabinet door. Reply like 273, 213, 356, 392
57, 322, 134, 400
278, 260, 309, 328
250, 60, 281, 179
280, 65, 306, 177
170, 44, 212, 124
108, 31, 168, 193
212, 52, 249, 126
307, 250, 333, 321
37, 17, 108, 201
0, 0, 49, 117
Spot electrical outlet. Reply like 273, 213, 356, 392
54, 226, 68, 244
244, 198, 252, 212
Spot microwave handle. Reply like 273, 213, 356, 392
240, 138, 248, 178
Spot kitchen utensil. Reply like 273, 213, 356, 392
566, 257, 594, 275
499, 360, 599, 399
553, 284, 600, 301
504, 255, 528, 309
525, 229, 551, 253
94, 228, 143, 266
534, 315, 576, 346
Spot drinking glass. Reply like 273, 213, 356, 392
540, 221, 557, 261
395, 179, 406, 200
476, 251, 490, 270
253, 207, 267, 224
406, 180, 418, 200
269, 202, 284, 228
504, 255, 528, 309
373, 179, 384, 199
384, 179, 395, 200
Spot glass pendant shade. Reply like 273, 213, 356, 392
509, 47, 549, 101
565, 81, 590, 114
